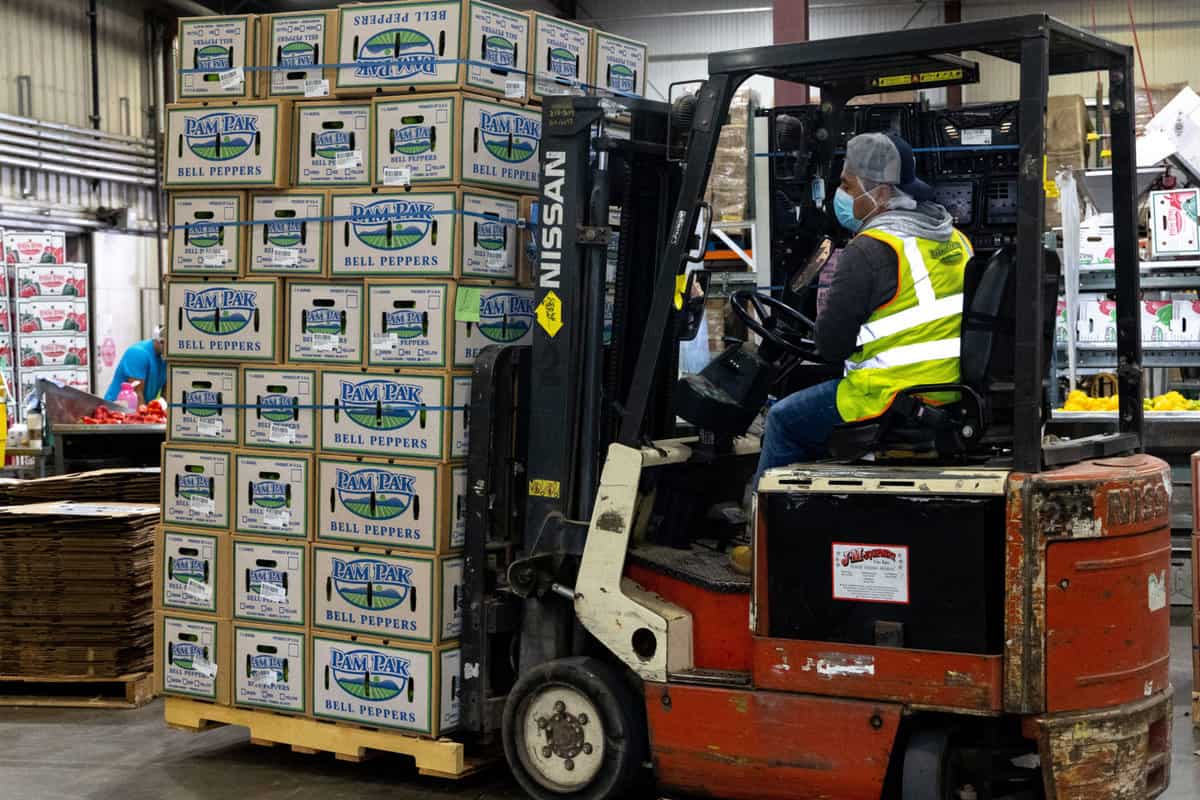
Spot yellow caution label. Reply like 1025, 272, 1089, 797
1043, 155, 1060, 199
674, 273, 688, 310
875, 74, 913, 88
872, 68, 962, 89
529, 479, 561, 498
918, 68, 963, 83
536, 290, 563, 337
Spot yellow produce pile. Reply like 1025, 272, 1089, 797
1059, 389, 1200, 412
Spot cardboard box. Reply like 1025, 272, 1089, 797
15, 334, 88, 368
15, 263, 87, 298
371, 93, 539, 199
247, 191, 327, 276
168, 364, 239, 445
162, 444, 233, 531
169, 193, 246, 275
156, 529, 233, 617
319, 369, 457, 461
3, 231, 65, 264
177, 15, 257, 102
155, 612, 232, 704
451, 374, 468, 459
0, 338, 11, 371
17, 367, 88, 400
1078, 222, 1114, 269
449, 464, 465, 548
166, 278, 281, 363
234, 624, 308, 714
0, 297, 12, 336
332, 0, 528, 100
259, 10, 337, 99
330, 188, 518, 279
313, 544, 462, 643
365, 281, 531, 369
233, 536, 307, 626
1077, 299, 1117, 344
165, 100, 292, 189
316, 456, 460, 552
234, 451, 311, 539
517, 194, 535, 286
528, 12, 591, 103
1149, 188, 1200, 258
591, 30, 646, 98
1175, 299, 1200, 344
16, 298, 87, 334
242, 367, 317, 451
1142, 300, 1175, 345
294, 100, 371, 187
287, 281, 364, 364
329, 188, 457, 277
312, 633, 459, 736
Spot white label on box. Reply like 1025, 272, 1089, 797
201, 250, 229, 266
962, 128, 992, 145
335, 150, 362, 170
197, 418, 224, 438
258, 581, 287, 602
311, 333, 338, 351
183, 579, 212, 602
192, 656, 218, 678
190, 496, 215, 515
250, 668, 281, 687
487, 252, 506, 268
1148, 570, 1167, 611
383, 166, 412, 187
268, 423, 296, 444
505, 78, 525, 98
264, 509, 291, 529
304, 78, 330, 98
269, 247, 299, 266
218, 67, 244, 89
372, 334, 400, 354
831, 543, 909, 604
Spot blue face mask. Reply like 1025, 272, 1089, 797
834, 187, 863, 232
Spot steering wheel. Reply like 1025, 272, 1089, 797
731, 289, 822, 361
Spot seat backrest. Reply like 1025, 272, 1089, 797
960, 248, 1013, 390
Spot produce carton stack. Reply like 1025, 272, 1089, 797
2, 230, 90, 420
159, 1, 643, 740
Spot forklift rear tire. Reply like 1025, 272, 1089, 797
502, 656, 646, 800
902, 727, 963, 800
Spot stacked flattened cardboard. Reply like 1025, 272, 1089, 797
0, 468, 161, 506
2, 230, 92, 420
0, 502, 157, 676
158, 3, 646, 741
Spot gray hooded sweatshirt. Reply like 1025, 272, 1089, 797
814, 201, 957, 363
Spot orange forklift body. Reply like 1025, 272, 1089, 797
637, 455, 1173, 799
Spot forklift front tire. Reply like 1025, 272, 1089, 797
502, 656, 646, 800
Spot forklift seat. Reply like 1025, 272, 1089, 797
826, 246, 1025, 460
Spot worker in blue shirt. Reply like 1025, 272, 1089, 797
103, 326, 166, 405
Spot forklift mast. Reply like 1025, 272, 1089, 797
462, 97, 683, 733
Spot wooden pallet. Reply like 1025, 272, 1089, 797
164, 697, 492, 779
0, 672, 153, 709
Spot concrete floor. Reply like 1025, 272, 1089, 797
0, 621, 1196, 800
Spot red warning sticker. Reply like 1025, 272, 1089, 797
831, 543, 910, 605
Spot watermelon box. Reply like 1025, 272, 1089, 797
16, 299, 87, 334
0, 297, 11, 335
333, 0, 529, 101
18, 368, 88, 401
176, 15, 257, 102
15, 264, 87, 297
3, 231, 65, 264
1149, 188, 1200, 257
1141, 300, 1176, 345
16, 334, 89, 368
1175, 299, 1200, 344
0, 339, 12, 370
258, 10, 337, 98
1077, 299, 1117, 344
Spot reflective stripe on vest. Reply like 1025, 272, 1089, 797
836, 227, 970, 422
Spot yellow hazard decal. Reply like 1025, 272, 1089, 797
873, 68, 963, 88
529, 479, 561, 498
536, 290, 563, 337
1043, 156, 1060, 199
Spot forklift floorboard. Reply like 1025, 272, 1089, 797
0, 617, 1195, 800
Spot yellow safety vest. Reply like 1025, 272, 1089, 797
836, 227, 972, 423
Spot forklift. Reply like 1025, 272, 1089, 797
462, 15, 1173, 800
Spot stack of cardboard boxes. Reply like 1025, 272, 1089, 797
155, 3, 645, 741
2, 230, 91, 419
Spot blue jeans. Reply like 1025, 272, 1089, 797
755, 379, 843, 483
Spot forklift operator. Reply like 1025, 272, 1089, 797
756, 131, 973, 476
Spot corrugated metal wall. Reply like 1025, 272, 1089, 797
962, 0, 1200, 103
0, 0, 158, 231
